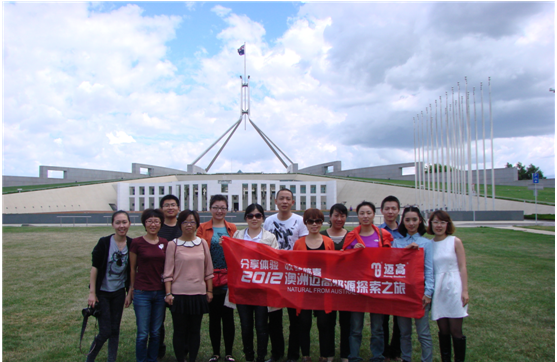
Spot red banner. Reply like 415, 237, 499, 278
222, 237, 425, 319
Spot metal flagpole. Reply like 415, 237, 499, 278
464, 77, 473, 211
481, 82, 487, 210
446, 93, 452, 210
435, 100, 440, 210
450, 87, 458, 210
430, 104, 436, 210
414, 117, 418, 207
489, 77, 495, 210
473, 87, 480, 210
422, 111, 427, 211
439, 97, 445, 209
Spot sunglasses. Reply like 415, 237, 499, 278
306, 219, 324, 225
246, 213, 263, 219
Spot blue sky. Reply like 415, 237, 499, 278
3, 1, 555, 178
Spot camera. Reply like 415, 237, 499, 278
82, 303, 100, 318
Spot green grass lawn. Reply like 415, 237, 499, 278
2, 226, 554, 361
347, 177, 555, 205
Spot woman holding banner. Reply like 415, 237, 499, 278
320, 203, 350, 362
427, 210, 468, 362
233, 203, 278, 362
163, 210, 213, 362
293, 208, 335, 362
342, 201, 393, 362
393, 206, 433, 362
197, 195, 238, 362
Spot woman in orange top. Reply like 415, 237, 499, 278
196, 195, 238, 362
293, 208, 335, 362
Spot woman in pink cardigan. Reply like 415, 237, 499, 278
163, 210, 214, 362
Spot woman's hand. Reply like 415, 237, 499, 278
404, 242, 419, 250
165, 294, 174, 306
206, 292, 213, 303
461, 290, 469, 307
88, 292, 98, 308
422, 295, 431, 309
354, 243, 365, 249
124, 290, 133, 308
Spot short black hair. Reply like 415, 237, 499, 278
275, 188, 293, 199
140, 208, 164, 227
160, 194, 180, 209
398, 206, 426, 237
209, 194, 228, 208
328, 203, 348, 226
244, 203, 265, 221
111, 210, 130, 223
356, 201, 376, 214
177, 209, 201, 229
380, 195, 400, 210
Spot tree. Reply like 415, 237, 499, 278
506, 162, 545, 180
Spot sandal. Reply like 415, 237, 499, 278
225, 355, 236, 362
209, 356, 220, 362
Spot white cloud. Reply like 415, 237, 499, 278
2, 2, 554, 180
106, 131, 136, 145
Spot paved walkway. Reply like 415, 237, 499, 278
454, 220, 555, 235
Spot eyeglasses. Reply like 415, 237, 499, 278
306, 219, 324, 225
432, 220, 448, 225
146, 220, 161, 225
211, 206, 227, 212
246, 213, 263, 219
182, 221, 197, 225
163, 203, 178, 208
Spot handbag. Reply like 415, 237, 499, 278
213, 268, 228, 287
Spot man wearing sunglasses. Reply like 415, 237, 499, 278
263, 188, 309, 362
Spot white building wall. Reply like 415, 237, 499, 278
117, 179, 337, 212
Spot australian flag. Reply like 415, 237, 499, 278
237, 44, 245, 56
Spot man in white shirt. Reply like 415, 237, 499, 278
263, 188, 308, 362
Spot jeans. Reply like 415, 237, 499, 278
237, 304, 269, 362
209, 290, 235, 356
397, 305, 432, 362
349, 312, 384, 362
268, 309, 285, 360
87, 288, 126, 362
133, 290, 166, 362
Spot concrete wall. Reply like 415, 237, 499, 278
298, 161, 342, 175
3, 163, 189, 187
3, 172, 554, 216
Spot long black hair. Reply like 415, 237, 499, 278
398, 206, 426, 237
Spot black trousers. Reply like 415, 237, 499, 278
299, 310, 336, 357
383, 314, 401, 357
268, 309, 285, 360
208, 291, 235, 356
87, 288, 126, 362
237, 304, 269, 362
171, 309, 203, 362
330, 310, 351, 359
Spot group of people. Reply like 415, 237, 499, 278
86, 189, 469, 362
